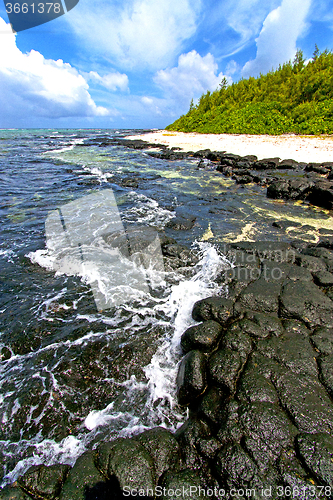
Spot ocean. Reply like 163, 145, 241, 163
0, 129, 331, 485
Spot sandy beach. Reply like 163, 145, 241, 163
126, 130, 333, 163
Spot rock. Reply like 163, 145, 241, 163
121, 177, 139, 188
223, 325, 253, 360
295, 254, 327, 272
237, 278, 281, 314
244, 311, 284, 337
297, 433, 333, 486
230, 241, 294, 263
197, 386, 229, 426
174, 417, 212, 470
239, 402, 298, 471
311, 328, 333, 355
192, 297, 234, 325
256, 329, 318, 377
95, 438, 155, 490
209, 348, 243, 392
166, 217, 196, 231
180, 320, 223, 353
272, 220, 302, 230
313, 270, 333, 286
162, 243, 198, 267
177, 350, 207, 405
260, 260, 313, 283
238, 363, 279, 404
267, 178, 313, 200
307, 180, 333, 210
215, 443, 262, 491
279, 280, 333, 329
273, 371, 333, 434
0, 487, 30, 499
135, 428, 180, 480
318, 354, 333, 395
278, 449, 318, 492
253, 158, 280, 170
18, 464, 70, 500
60, 451, 107, 500
278, 159, 300, 169
159, 469, 204, 500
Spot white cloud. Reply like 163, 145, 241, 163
242, 0, 312, 77
66, 0, 201, 70
87, 71, 129, 92
154, 50, 229, 105
0, 18, 108, 123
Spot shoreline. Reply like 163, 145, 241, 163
125, 130, 333, 163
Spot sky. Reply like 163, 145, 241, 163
0, 0, 333, 129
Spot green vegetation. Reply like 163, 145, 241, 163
166, 48, 333, 135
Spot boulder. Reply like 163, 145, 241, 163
311, 328, 333, 355
18, 464, 70, 500
307, 180, 333, 210
279, 280, 333, 329
177, 350, 207, 405
180, 320, 223, 353
159, 469, 204, 500
192, 297, 234, 325
209, 348, 243, 392
237, 278, 281, 314
60, 451, 108, 500
297, 433, 333, 486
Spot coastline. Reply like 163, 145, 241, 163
125, 130, 333, 163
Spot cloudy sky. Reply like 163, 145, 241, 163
0, 0, 332, 128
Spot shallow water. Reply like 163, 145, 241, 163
0, 129, 331, 484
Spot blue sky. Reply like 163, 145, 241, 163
0, 0, 333, 129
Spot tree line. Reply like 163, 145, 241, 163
166, 47, 333, 135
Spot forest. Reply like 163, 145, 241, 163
166, 48, 333, 135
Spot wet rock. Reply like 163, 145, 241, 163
177, 350, 207, 405
237, 278, 281, 314
135, 428, 180, 480
272, 220, 302, 230
192, 297, 234, 325
277, 449, 318, 492
95, 438, 155, 490
215, 443, 262, 491
313, 270, 333, 286
273, 371, 333, 434
159, 469, 204, 500
197, 386, 229, 426
162, 243, 198, 267
234, 175, 253, 184
295, 254, 327, 273
297, 433, 333, 486
279, 280, 333, 328
230, 241, 294, 263
60, 451, 106, 500
260, 260, 313, 283
223, 325, 253, 360
253, 158, 280, 170
244, 311, 284, 337
307, 180, 333, 210
319, 354, 333, 395
278, 159, 300, 169
18, 464, 70, 500
311, 328, 333, 355
282, 318, 311, 338
238, 363, 279, 404
0, 346, 11, 361
239, 402, 298, 471
174, 417, 212, 470
256, 329, 318, 377
0, 487, 30, 499
267, 178, 314, 200
209, 348, 243, 392
166, 216, 196, 231
120, 177, 139, 188
180, 320, 223, 353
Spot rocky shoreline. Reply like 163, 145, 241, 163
2, 140, 333, 499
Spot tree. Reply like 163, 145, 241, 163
189, 98, 194, 112
219, 77, 229, 90
293, 49, 305, 72
313, 44, 320, 61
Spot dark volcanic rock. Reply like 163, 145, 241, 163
160, 469, 204, 500
95, 438, 155, 490
0, 487, 30, 499
18, 464, 70, 500
59, 451, 106, 500
267, 178, 314, 200
307, 180, 333, 210
177, 350, 207, 405
312, 328, 333, 355
237, 278, 281, 314
209, 348, 243, 392
192, 297, 234, 325
297, 433, 333, 486
135, 428, 180, 480
279, 279, 333, 328
180, 320, 223, 353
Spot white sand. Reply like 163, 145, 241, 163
125, 131, 333, 163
